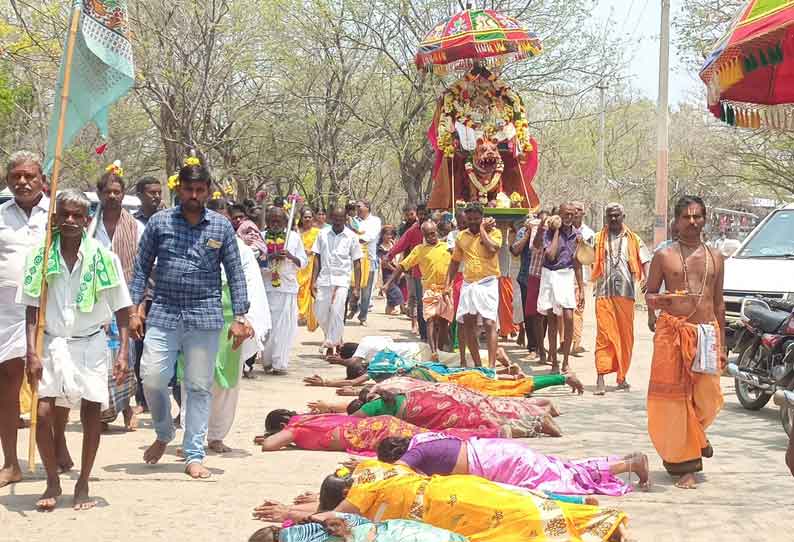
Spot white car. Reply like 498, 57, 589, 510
724, 203, 794, 349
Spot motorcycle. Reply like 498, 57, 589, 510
727, 296, 794, 435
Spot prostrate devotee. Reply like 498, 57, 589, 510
21, 189, 133, 510
129, 158, 250, 479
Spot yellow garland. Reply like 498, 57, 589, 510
167, 173, 180, 190
212, 191, 222, 199
184, 156, 201, 166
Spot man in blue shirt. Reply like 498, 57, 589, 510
536, 203, 584, 374
129, 162, 250, 479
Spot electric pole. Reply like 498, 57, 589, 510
654, 0, 671, 247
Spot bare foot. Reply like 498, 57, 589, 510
123, 407, 138, 431
132, 405, 147, 415
566, 374, 585, 395
584, 496, 599, 505
539, 415, 562, 437
594, 375, 606, 396
495, 347, 510, 367
616, 381, 631, 392
208, 440, 232, 453
73, 479, 97, 511
625, 453, 651, 490
143, 440, 168, 464
36, 483, 62, 511
549, 404, 560, 417
549, 361, 560, 374
185, 462, 211, 479
0, 465, 22, 488
561, 362, 570, 373
253, 435, 265, 446
675, 473, 697, 489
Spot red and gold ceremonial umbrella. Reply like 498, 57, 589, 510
700, 0, 794, 128
415, 7, 542, 75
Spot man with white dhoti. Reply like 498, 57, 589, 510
261, 206, 304, 375
200, 199, 271, 453
446, 203, 503, 368
311, 206, 362, 357
0, 151, 49, 488
21, 189, 132, 511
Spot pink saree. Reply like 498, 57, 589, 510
286, 414, 499, 455
379, 379, 551, 437
411, 433, 632, 496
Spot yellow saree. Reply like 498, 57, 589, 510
408, 367, 536, 397
346, 460, 626, 542
298, 227, 320, 328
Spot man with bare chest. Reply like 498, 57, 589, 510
645, 195, 726, 489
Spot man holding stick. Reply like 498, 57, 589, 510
21, 189, 133, 510
0, 152, 49, 488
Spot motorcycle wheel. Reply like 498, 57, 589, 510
782, 404, 794, 437
734, 346, 772, 410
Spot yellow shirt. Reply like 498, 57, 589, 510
400, 241, 451, 290
452, 228, 502, 283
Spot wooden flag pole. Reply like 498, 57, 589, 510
28, 3, 82, 473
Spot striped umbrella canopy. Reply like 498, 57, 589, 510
415, 8, 541, 75
700, 0, 794, 128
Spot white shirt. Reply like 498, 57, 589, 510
0, 196, 50, 287
262, 230, 307, 294
357, 214, 382, 264
312, 227, 363, 288
18, 247, 132, 337
93, 214, 144, 249
352, 336, 425, 362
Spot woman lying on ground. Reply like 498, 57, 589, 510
376, 433, 650, 495
255, 409, 504, 454
253, 460, 632, 542
249, 514, 468, 542
309, 380, 564, 437
305, 346, 583, 398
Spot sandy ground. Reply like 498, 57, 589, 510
2, 297, 792, 542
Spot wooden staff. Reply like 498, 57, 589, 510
28, 3, 82, 472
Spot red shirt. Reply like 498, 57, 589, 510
387, 222, 423, 278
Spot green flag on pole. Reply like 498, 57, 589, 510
44, 0, 134, 174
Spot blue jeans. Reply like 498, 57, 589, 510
141, 323, 220, 465
357, 268, 377, 322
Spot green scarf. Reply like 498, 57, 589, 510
22, 232, 120, 313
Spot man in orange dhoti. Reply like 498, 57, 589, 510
645, 195, 726, 489
591, 204, 650, 395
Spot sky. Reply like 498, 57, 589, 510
591, 0, 707, 104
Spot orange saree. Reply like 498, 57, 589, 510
647, 312, 724, 475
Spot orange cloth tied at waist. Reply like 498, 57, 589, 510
647, 312, 724, 468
